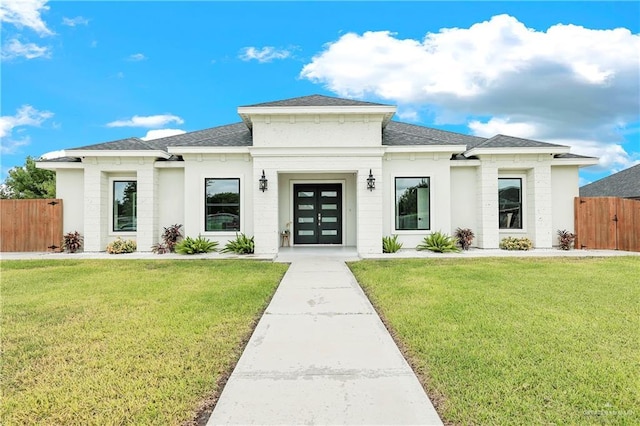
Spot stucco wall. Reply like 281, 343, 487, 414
450, 166, 478, 238
157, 168, 185, 239
251, 115, 384, 148
382, 153, 452, 249
551, 166, 579, 242
56, 169, 84, 235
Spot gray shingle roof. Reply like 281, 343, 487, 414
67, 123, 251, 152
145, 123, 251, 150
468, 134, 566, 150
383, 121, 486, 146
579, 163, 640, 199
241, 94, 391, 108
70, 137, 154, 151
554, 153, 595, 159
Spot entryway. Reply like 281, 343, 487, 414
293, 183, 342, 245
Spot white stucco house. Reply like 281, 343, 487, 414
38, 95, 598, 255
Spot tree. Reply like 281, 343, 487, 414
0, 156, 56, 199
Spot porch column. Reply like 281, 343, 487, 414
357, 165, 383, 255
253, 166, 279, 255
83, 167, 108, 251
476, 163, 499, 248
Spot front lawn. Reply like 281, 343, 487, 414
349, 257, 640, 425
1, 260, 288, 425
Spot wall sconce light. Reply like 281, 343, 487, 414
259, 170, 268, 192
367, 169, 375, 191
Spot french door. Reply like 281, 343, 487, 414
293, 184, 342, 245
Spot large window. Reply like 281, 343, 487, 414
395, 177, 430, 230
113, 180, 137, 232
205, 178, 240, 232
499, 178, 522, 229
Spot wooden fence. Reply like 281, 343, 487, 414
574, 197, 640, 252
0, 199, 63, 252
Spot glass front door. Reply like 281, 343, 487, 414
293, 184, 342, 244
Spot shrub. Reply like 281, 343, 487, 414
222, 233, 255, 254
557, 229, 576, 250
500, 237, 533, 251
152, 224, 183, 254
454, 227, 474, 250
382, 235, 403, 253
175, 235, 218, 255
416, 231, 460, 253
106, 237, 137, 254
62, 231, 83, 253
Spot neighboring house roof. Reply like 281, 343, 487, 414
42, 95, 593, 162
240, 94, 391, 108
579, 163, 640, 199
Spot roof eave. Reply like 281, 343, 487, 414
552, 157, 600, 167
65, 149, 172, 159
167, 146, 251, 155
385, 145, 468, 154
465, 146, 570, 156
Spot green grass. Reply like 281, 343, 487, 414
1, 260, 288, 425
349, 257, 640, 425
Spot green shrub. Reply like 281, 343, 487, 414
222, 233, 255, 254
416, 231, 460, 253
453, 227, 474, 250
106, 237, 137, 254
382, 235, 403, 253
174, 235, 218, 255
500, 236, 533, 251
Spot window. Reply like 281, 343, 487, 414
113, 181, 137, 232
395, 177, 430, 230
205, 178, 240, 231
499, 178, 522, 229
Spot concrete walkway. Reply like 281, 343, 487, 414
207, 256, 443, 425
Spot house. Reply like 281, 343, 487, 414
37, 95, 598, 255
579, 163, 640, 200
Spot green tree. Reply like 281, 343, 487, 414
0, 156, 56, 199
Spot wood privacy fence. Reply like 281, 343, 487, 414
574, 197, 640, 252
0, 199, 63, 252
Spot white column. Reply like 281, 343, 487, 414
476, 163, 499, 248
136, 165, 158, 251
253, 166, 279, 255
357, 165, 383, 255
83, 167, 107, 251
529, 164, 553, 248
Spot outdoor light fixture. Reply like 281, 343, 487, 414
259, 170, 268, 192
367, 169, 376, 191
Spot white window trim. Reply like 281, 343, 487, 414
109, 176, 137, 236
200, 175, 245, 236
392, 176, 432, 234
498, 174, 527, 233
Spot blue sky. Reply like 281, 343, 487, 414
1, 1, 639, 185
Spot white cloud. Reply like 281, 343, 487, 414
106, 114, 184, 129
140, 129, 187, 141
240, 46, 291, 63
1, 38, 50, 60
0, 0, 53, 36
0, 105, 53, 154
301, 15, 640, 172
62, 16, 89, 27
127, 53, 146, 61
